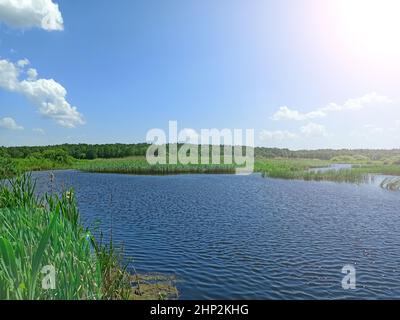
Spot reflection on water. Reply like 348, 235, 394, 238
309, 163, 353, 173
32, 170, 400, 299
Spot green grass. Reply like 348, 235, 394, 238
0, 207, 104, 299
255, 158, 339, 180
256, 158, 400, 187
254, 158, 330, 175
0, 175, 104, 299
0, 156, 73, 181
14, 157, 73, 172
74, 157, 237, 175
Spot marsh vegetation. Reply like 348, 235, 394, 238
2, 144, 400, 185
254, 158, 400, 189
75, 157, 237, 175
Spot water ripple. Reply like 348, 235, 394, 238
32, 171, 400, 299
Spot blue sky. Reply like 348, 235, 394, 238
1, 0, 400, 149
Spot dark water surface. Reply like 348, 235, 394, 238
32, 170, 400, 299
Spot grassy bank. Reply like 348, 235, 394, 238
0, 150, 74, 180
257, 159, 400, 187
254, 158, 331, 178
74, 157, 237, 175
0, 174, 177, 300
255, 158, 364, 182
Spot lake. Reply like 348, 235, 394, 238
32, 170, 400, 299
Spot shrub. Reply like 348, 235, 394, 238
0, 157, 18, 179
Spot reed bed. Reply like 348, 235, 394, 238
75, 158, 237, 175
0, 207, 103, 299
0, 174, 132, 300
261, 168, 367, 183
256, 159, 400, 186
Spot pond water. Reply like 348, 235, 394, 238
32, 170, 400, 299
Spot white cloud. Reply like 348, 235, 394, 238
259, 130, 298, 142
27, 68, 38, 81
300, 123, 327, 138
272, 106, 305, 121
272, 106, 325, 121
0, 117, 23, 130
17, 58, 29, 67
0, 58, 20, 90
0, 0, 63, 31
0, 59, 85, 128
272, 93, 392, 121
343, 93, 392, 110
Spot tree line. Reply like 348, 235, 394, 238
254, 147, 400, 161
0, 143, 150, 160
1, 143, 400, 161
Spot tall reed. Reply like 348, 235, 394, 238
0, 174, 131, 300
76, 157, 236, 175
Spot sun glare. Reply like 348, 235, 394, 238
336, 0, 400, 57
